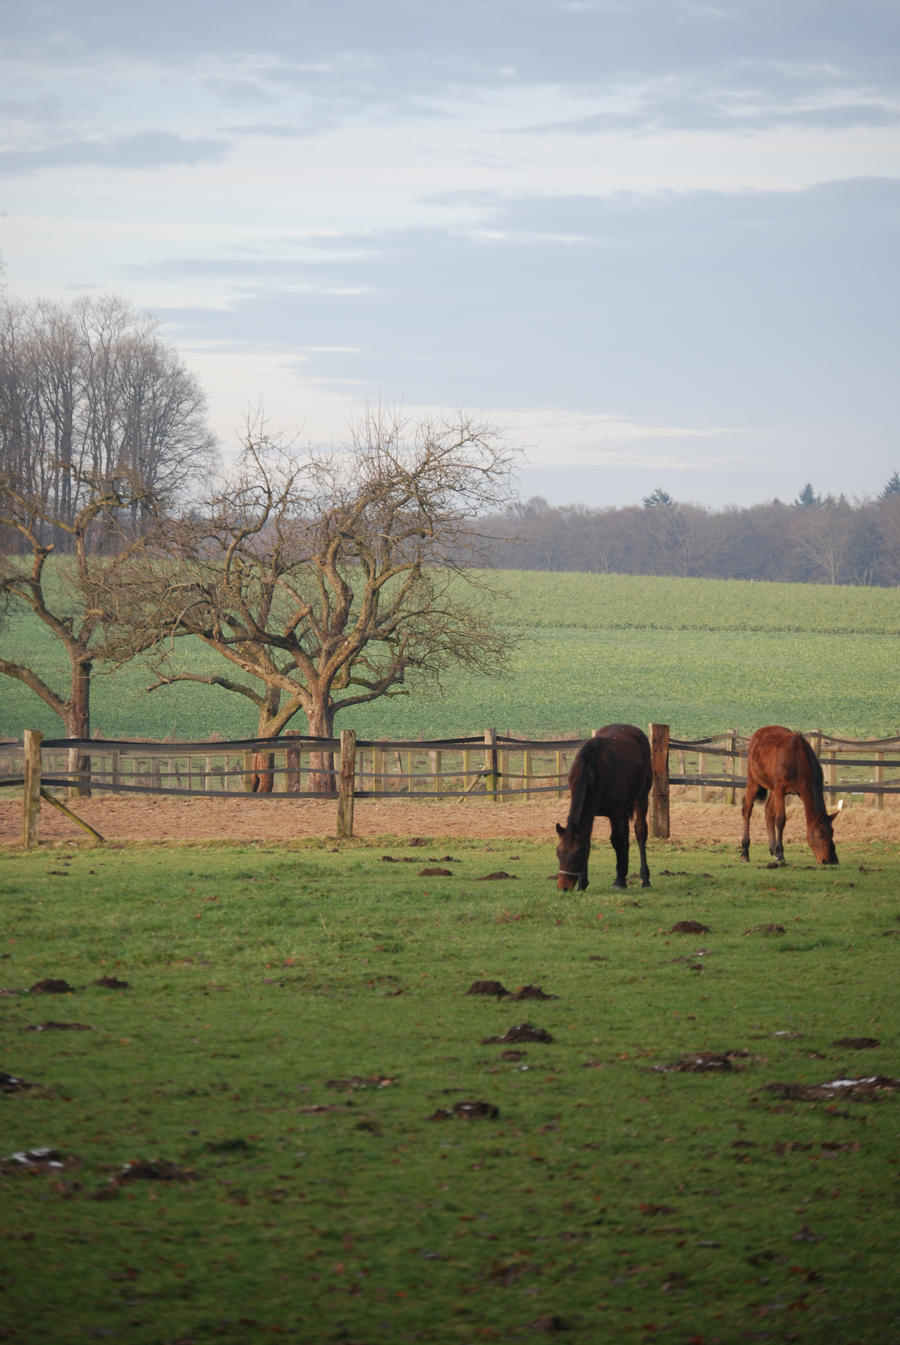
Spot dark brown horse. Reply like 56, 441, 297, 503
740, 725, 840, 865
555, 724, 652, 891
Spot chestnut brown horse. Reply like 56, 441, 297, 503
555, 724, 652, 891
740, 725, 840, 865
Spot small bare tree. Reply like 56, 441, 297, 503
791, 495, 855, 585
0, 472, 161, 793
118, 408, 520, 789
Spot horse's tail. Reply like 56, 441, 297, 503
756, 786, 768, 802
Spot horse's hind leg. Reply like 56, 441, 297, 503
633, 793, 651, 888
765, 788, 787, 863
609, 813, 629, 889
740, 779, 763, 861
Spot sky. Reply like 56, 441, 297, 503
2, 0, 899, 510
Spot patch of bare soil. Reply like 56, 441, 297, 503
466, 980, 557, 1000
763, 1076, 900, 1102
1, 793, 898, 847
482, 1023, 555, 1045
653, 1050, 755, 1074
429, 1100, 499, 1121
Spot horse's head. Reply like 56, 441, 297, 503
808, 801, 841, 864
555, 821, 589, 891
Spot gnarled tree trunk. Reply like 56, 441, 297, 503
307, 701, 337, 795
64, 656, 92, 798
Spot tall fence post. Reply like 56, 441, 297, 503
22, 729, 42, 850
649, 722, 670, 839
825, 745, 837, 806
336, 729, 357, 839
726, 729, 737, 805
483, 728, 498, 801
285, 733, 302, 793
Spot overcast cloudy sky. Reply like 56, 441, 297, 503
2, 0, 898, 508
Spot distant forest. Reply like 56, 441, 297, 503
480, 478, 900, 586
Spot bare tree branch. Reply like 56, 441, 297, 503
111, 408, 520, 784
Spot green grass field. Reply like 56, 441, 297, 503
1, 838, 898, 1343
1, 572, 898, 741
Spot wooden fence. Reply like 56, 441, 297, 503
2, 726, 899, 848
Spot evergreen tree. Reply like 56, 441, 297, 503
793, 482, 822, 508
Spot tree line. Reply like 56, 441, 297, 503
478, 481, 900, 586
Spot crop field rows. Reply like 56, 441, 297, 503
1, 572, 898, 744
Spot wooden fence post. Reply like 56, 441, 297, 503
649, 722, 670, 839
22, 729, 42, 850
285, 734, 302, 793
483, 728, 498, 801
726, 729, 737, 805
336, 729, 357, 839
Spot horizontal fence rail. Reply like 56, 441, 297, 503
0, 732, 586, 802
2, 726, 899, 847
666, 732, 900, 806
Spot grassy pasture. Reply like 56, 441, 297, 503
1, 837, 898, 1343
0, 571, 898, 741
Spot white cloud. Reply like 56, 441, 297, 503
1, 0, 898, 509
497, 408, 746, 469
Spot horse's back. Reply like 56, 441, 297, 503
581, 723, 652, 808
747, 725, 820, 791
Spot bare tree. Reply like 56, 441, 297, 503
0, 294, 217, 789
874, 490, 900, 584
0, 295, 216, 550
116, 408, 520, 787
0, 472, 161, 792
790, 495, 856, 585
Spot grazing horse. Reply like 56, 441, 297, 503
555, 724, 652, 891
740, 725, 840, 865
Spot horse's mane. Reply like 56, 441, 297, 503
800, 736, 829, 816
568, 742, 597, 827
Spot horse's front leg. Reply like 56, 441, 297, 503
609, 813, 629, 889
765, 789, 787, 863
633, 795, 651, 888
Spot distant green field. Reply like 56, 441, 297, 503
1, 572, 898, 741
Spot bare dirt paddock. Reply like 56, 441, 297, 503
1, 792, 898, 848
